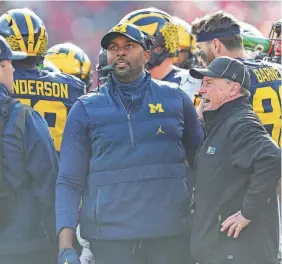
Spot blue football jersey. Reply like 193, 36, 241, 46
242, 59, 282, 146
162, 66, 183, 84
12, 68, 86, 152
162, 66, 201, 100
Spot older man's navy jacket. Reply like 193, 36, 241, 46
56, 72, 204, 240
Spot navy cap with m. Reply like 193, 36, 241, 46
0, 35, 27, 62
101, 23, 151, 51
190, 56, 250, 90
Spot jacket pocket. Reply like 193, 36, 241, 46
88, 176, 191, 239
80, 186, 101, 238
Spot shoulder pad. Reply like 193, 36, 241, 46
42, 71, 87, 91
260, 60, 282, 71
151, 78, 179, 89
177, 69, 201, 99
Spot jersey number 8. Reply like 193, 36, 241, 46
253, 85, 281, 146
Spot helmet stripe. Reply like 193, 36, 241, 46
5, 14, 27, 52
138, 23, 159, 36
33, 26, 45, 54
23, 13, 35, 54
125, 12, 171, 25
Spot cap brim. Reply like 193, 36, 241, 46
190, 68, 221, 80
9, 51, 27, 60
101, 32, 141, 49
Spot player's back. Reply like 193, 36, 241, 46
242, 59, 282, 146
162, 66, 184, 84
12, 68, 86, 152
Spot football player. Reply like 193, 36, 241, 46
43, 42, 94, 261
119, 8, 201, 99
0, 8, 86, 154
172, 16, 197, 70
192, 12, 282, 264
191, 11, 282, 147
44, 42, 93, 92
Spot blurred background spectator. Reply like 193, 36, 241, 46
1, 0, 280, 85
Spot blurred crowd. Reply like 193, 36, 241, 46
0, 0, 280, 83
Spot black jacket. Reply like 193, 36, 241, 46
190, 97, 281, 264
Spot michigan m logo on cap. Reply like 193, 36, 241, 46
112, 24, 128, 33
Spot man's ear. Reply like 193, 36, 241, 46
230, 82, 241, 96
211, 38, 222, 54
144, 50, 151, 64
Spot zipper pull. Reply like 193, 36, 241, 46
217, 214, 222, 230
127, 113, 130, 121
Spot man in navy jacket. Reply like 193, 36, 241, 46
0, 36, 58, 264
56, 23, 204, 264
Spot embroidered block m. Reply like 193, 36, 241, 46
112, 24, 128, 33
148, 103, 164, 113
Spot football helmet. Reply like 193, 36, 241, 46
41, 60, 60, 73
120, 8, 179, 69
240, 22, 271, 60
172, 16, 197, 69
0, 8, 48, 62
45, 42, 92, 89
240, 21, 264, 37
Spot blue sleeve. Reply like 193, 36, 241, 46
23, 110, 59, 222
56, 100, 90, 234
179, 89, 204, 167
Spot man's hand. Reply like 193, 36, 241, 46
58, 248, 80, 264
220, 211, 251, 238
196, 98, 204, 120
80, 248, 95, 264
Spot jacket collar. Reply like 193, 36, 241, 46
203, 96, 251, 135
108, 70, 151, 94
0, 83, 9, 100
112, 71, 146, 89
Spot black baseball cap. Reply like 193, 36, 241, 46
190, 56, 250, 89
0, 36, 27, 62
101, 23, 150, 51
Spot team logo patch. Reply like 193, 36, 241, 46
207, 146, 216, 155
148, 103, 164, 113
156, 125, 165, 135
112, 24, 128, 33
